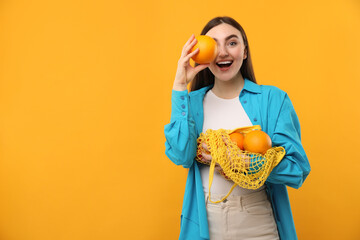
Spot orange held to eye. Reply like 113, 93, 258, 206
191, 35, 217, 64
243, 130, 272, 154
229, 132, 244, 150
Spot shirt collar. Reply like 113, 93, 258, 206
243, 78, 261, 94
190, 78, 261, 96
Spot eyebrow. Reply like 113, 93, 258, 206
213, 34, 239, 42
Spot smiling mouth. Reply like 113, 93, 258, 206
216, 61, 233, 69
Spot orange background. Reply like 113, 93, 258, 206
1, 0, 359, 239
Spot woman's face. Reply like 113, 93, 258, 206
205, 23, 247, 82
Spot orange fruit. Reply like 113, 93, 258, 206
191, 35, 217, 64
229, 132, 244, 150
243, 130, 272, 154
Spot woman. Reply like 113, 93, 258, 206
164, 16, 310, 240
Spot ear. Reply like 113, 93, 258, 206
243, 47, 248, 59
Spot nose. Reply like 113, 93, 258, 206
217, 44, 229, 58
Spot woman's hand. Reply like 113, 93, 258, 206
200, 138, 250, 174
200, 143, 222, 171
222, 136, 250, 170
240, 153, 250, 169
173, 34, 210, 91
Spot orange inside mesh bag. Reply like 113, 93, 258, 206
196, 125, 285, 203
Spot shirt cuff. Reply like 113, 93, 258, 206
170, 89, 189, 121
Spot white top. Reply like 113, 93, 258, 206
200, 90, 265, 195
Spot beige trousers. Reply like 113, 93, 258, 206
205, 189, 280, 240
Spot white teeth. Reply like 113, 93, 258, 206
217, 61, 232, 65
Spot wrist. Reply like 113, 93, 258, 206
172, 83, 188, 91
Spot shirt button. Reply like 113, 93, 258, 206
181, 104, 186, 109
243, 100, 247, 104
182, 112, 186, 116
180, 96, 185, 100
254, 118, 258, 122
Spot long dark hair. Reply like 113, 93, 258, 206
190, 16, 257, 92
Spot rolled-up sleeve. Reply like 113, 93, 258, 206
164, 90, 198, 168
267, 94, 311, 188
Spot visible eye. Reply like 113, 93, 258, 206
229, 41, 238, 46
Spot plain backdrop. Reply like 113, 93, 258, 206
1, 0, 360, 239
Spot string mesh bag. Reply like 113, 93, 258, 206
196, 125, 286, 203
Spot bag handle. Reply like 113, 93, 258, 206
207, 125, 262, 204
208, 159, 237, 204
230, 124, 261, 134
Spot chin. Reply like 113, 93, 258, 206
215, 77, 235, 82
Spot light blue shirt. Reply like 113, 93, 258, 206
164, 79, 311, 239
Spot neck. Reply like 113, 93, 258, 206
212, 74, 245, 99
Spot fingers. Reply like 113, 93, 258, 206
215, 164, 222, 172
185, 48, 199, 60
184, 34, 195, 48
181, 46, 199, 65
200, 143, 212, 164
176, 34, 210, 85
201, 151, 212, 161
241, 153, 250, 168
200, 143, 222, 171
181, 34, 197, 57
177, 35, 198, 71
194, 63, 210, 73
222, 135, 231, 147
202, 142, 209, 152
